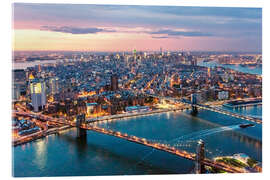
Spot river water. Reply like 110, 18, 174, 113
13, 106, 262, 177
198, 60, 262, 75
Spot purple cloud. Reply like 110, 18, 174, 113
40, 26, 116, 34
151, 36, 169, 39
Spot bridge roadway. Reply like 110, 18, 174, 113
14, 111, 246, 173
144, 93, 262, 124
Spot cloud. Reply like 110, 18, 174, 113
40, 26, 116, 34
151, 36, 169, 39
14, 4, 261, 42
149, 29, 213, 37
39, 25, 214, 38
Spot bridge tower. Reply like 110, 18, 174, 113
191, 93, 198, 115
195, 139, 206, 174
76, 114, 87, 138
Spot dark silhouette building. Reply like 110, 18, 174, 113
111, 74, 118, 91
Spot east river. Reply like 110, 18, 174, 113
198, 60, 262, 75
13, 105, 262, 177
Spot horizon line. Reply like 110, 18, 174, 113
13, 50, 262, 53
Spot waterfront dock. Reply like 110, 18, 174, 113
13, 125, 71, 146
223, 99, 262, 108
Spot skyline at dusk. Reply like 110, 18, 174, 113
11, 2, 263, 177
13, 3, 262, 52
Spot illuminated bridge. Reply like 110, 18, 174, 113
14, 111, 247, 173
142, 93, 262, 124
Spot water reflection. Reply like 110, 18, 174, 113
166, 112, 171, 119
55, 129, 173, 175
34, 139, 47, 170
223, 105, 262, 119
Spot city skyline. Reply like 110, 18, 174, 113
11, 2, 263, 177
13, 4, 262, 52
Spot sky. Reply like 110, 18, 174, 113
13, 3, 262, 52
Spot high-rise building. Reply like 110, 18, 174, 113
12, 69, 27, 100
29, 76, 46, 112
111, 74, 119, 91
133, 49, 137, 60
191, 57, 197, 66
144, 52, 147, 59
187, 55, 193, 65
208, 67, 211, 78
38, 64, 41, 72
49, 77, 59, 95
12, 83, 20, 101
13, 69, 26, 82
12, 81, 27, 101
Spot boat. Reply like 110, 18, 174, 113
239, 123, 255, 128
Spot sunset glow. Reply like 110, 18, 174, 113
13, 4, 262, 52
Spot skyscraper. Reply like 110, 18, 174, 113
133, 49, 137, 60
191, 57, 197, 66
187, 55, 193, 65
13, 69, 26, 82
208, 67, 211, 78
29, 75, 46, 112
49, 77, 59, 95
111, 74, 118, 91
12, 83, 20, 101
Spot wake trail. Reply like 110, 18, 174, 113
173, 125, 240, 146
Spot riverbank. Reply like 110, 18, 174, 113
13, 125, 71, 146
212, 154, 261, 173
86, 106, 190, 123
223, 99, 262, 108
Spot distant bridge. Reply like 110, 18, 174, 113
142, 93, 262, 124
